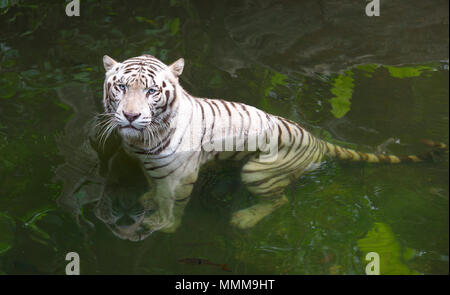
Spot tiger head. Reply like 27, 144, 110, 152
92, 148, 158, 241
101, 54, 184, 143
94, 191, 151, 242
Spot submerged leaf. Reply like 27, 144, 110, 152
356, 64, 379, 73
0, 72, 20, 99
264, 72, 287, 96
135, 16, 154, 24
328, 74, 354, 118
357, 222, 420, 275
385, 65, 434, 78
169, 18, 180, 35
0, 213, 15, 255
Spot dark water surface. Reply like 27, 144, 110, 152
0, 0, 448, 274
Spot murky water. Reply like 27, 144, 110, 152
0, 0, 448, 274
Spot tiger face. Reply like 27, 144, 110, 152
94, 192, 151, 241
102, 54, 184, 143
93, 148, 158, 241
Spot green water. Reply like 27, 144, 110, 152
0, 0, 448, 275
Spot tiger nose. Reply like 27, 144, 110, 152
123, 111, 141, 123
116, 215, 135, 227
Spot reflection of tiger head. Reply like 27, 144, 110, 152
93, 148, 156, 241
94, 192, 157, 241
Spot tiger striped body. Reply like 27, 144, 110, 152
97, 54, 447, 240
125, 94, 324, 191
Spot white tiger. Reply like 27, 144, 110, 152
97, 54, 447, 241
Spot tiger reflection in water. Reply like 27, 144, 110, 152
93, 147, 157, 241
91, 54, 447, 241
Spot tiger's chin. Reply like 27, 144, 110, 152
118, 126, 144, 141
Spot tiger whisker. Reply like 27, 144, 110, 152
96, 116, 118, 151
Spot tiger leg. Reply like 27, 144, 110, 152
231, 193, 288, 229
231, 158, 293, 229
141, 172, 197, 233
158, 181, 195, 233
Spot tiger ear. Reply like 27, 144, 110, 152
168, 58, 184, 77
103, 55, 118, 72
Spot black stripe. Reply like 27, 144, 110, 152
219, 99, 232, 117
211, 100, 221, 116
151, 161, 185, 179
195, 99, 206, 145
145, 161, 171, 171
280, 118, 292, 142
